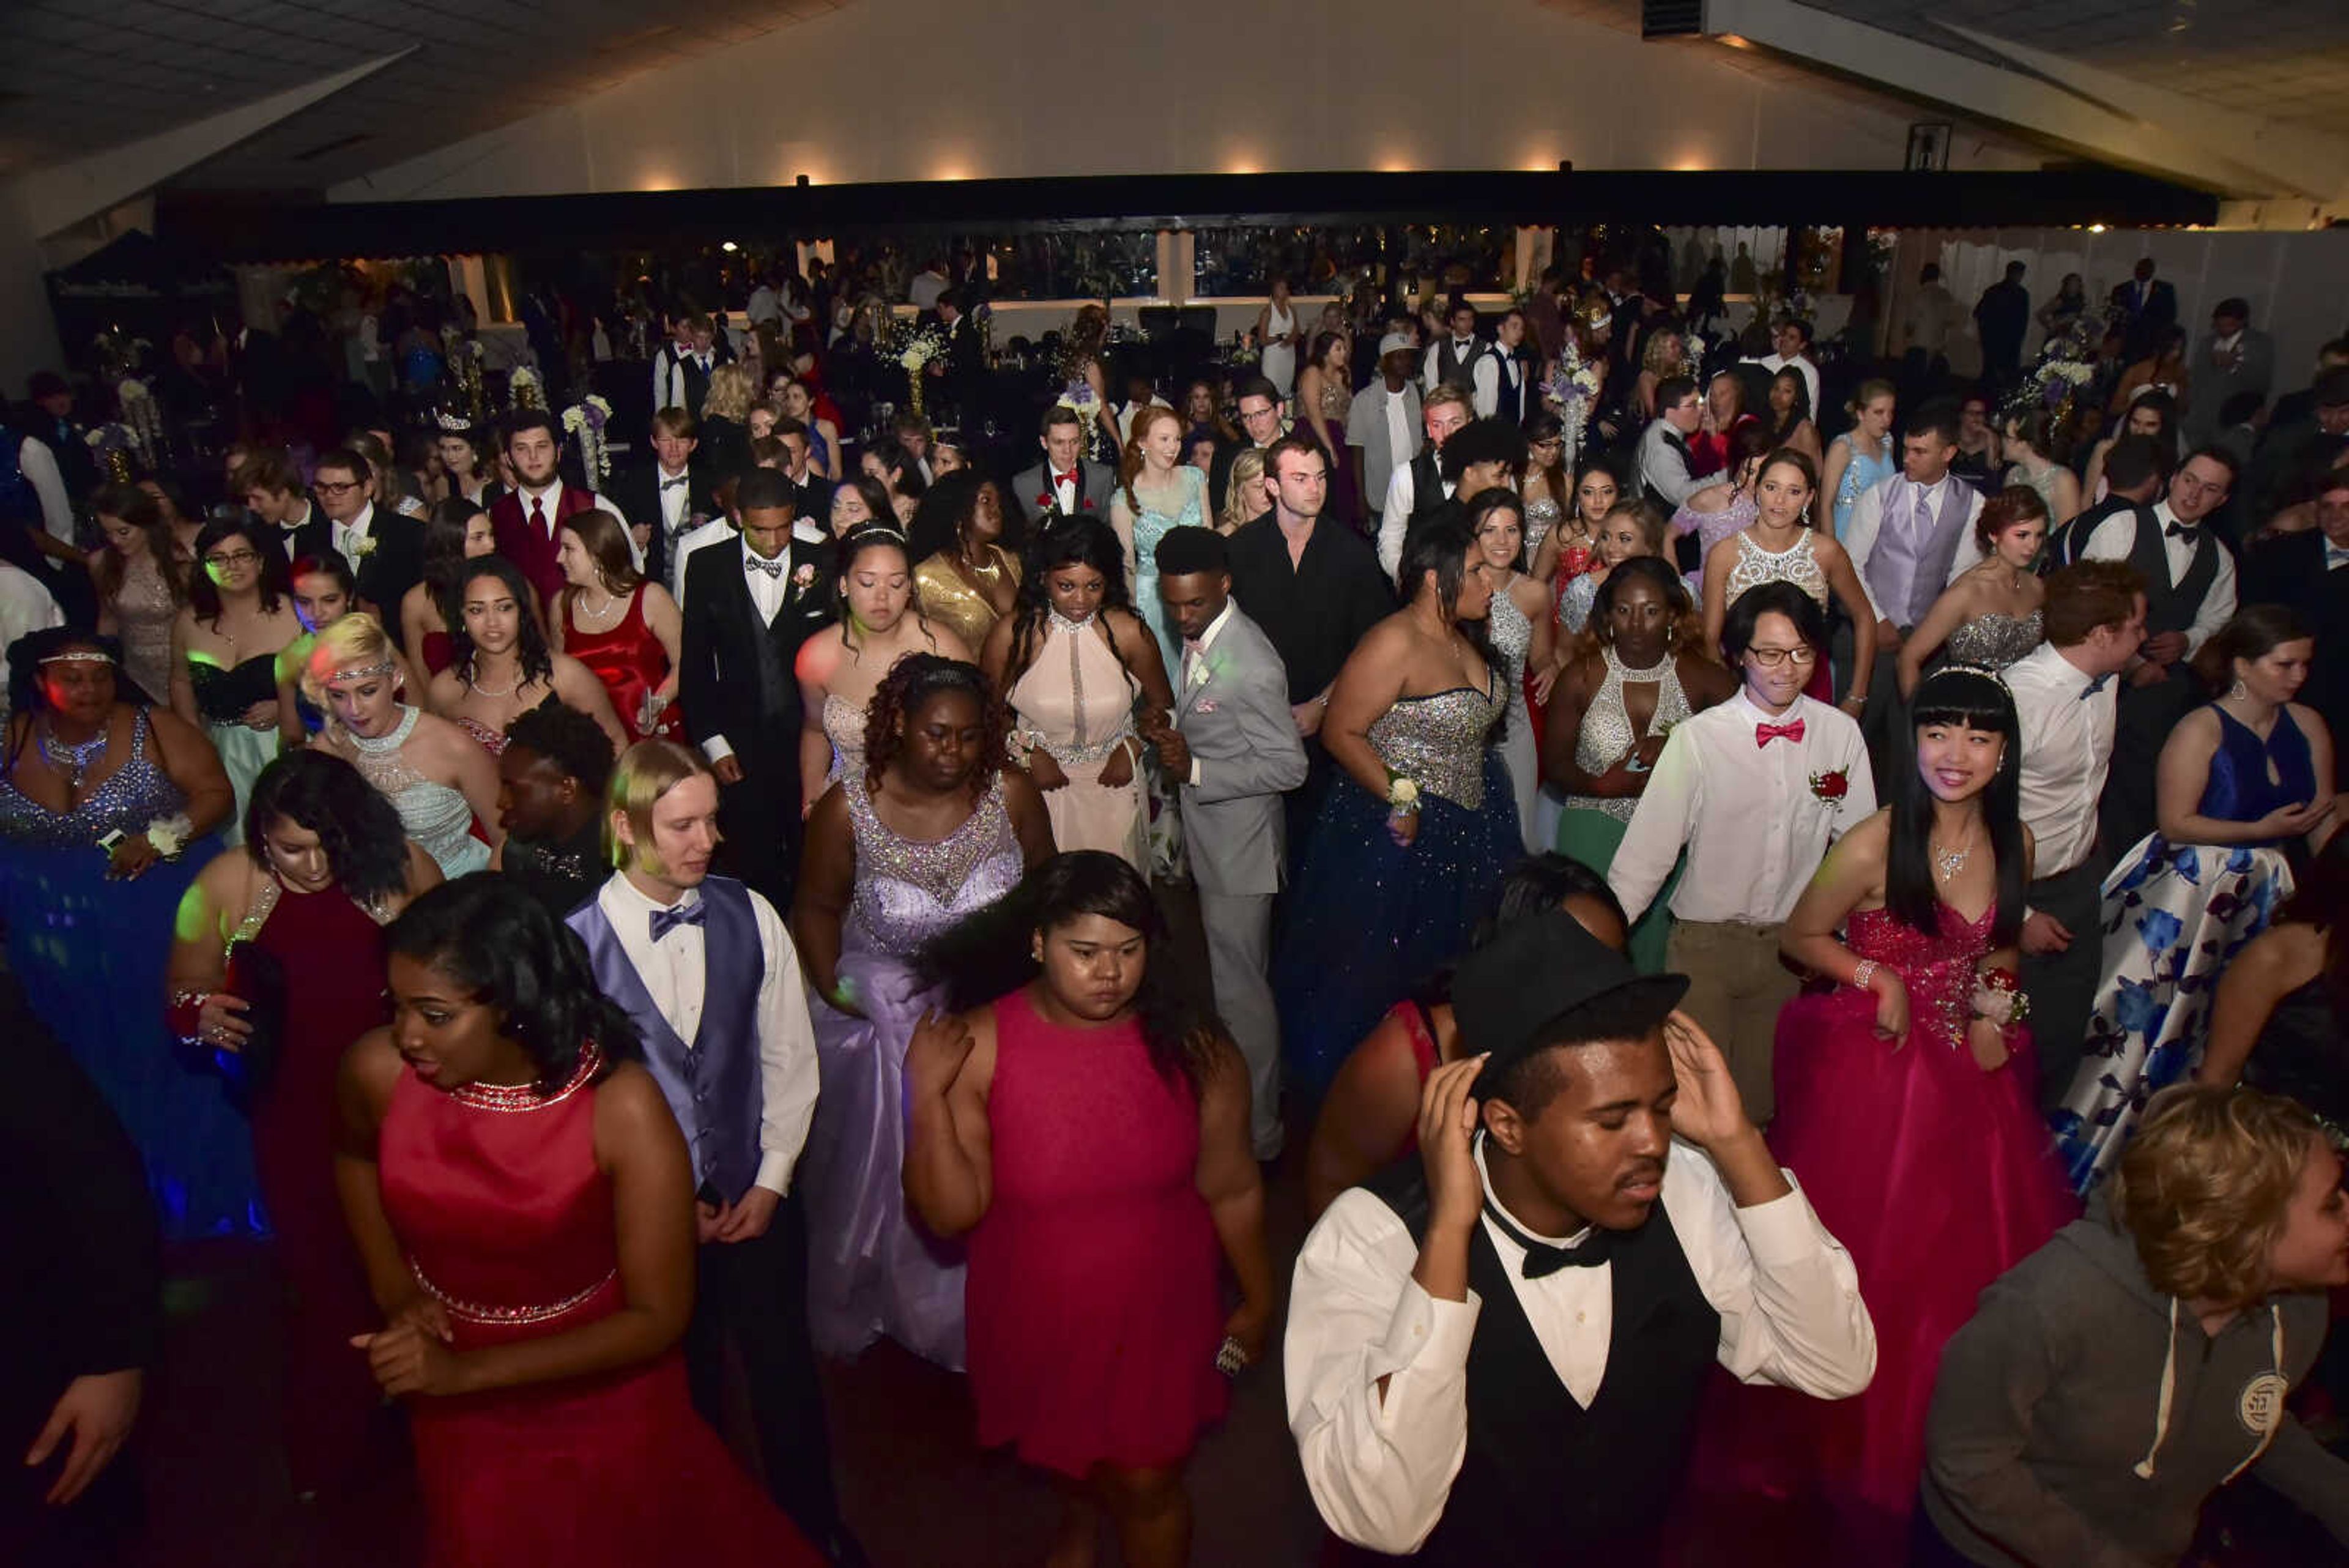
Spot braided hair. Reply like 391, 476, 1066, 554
861, 654, 1002, 800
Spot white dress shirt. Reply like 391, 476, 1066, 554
1739, 352, 1820, 425
2079, 499, 2236, 659
651, 345, 710, 416
2005, 641, 2116, 880
1176, 599, 1238, 787
1422, 337, 1480, 395
655, 464, 693, 540
1378, 466, 1453, 580
593, 872, 819, 1195
670, 516, 737, 604
699, 537, 795, 767
332, 499, 376, 566
1286, 1135, 1876, 1555
1469, 352, 1523, 421
1638, 422, 1705, 510
1841, 471, 1988, 625
1609, 691, 1876, 925
0, 560, 63, 709
17, 434, 75, 545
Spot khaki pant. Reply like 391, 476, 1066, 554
1667, 920, 1800, 1125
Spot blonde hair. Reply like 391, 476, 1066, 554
300, 611, 399, 708
1423, 384, 1472, 418
2109, 1085, 2329, 1307
700, 362, 755, 424
1220, 449, 1267, 534
604, 738, 714, 877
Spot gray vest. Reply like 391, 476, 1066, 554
1867, 477, 1973, 628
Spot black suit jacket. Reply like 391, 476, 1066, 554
2244, 530, 2349, 746
273, 497, 336, 568
351, 508, 425, 645
679, 535, 837, 775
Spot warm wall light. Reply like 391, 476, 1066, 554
2088, 223, 2107, 233
721, 240, 738, 252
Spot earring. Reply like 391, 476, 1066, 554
2230, 679, 2247, 700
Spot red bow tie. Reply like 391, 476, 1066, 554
1054, 470, 1078, 487
1755, 718, 1805, 748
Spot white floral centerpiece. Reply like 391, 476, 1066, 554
561, 395, 616, 483
508, 365, 546, 412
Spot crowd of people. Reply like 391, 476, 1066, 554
4, 241, 2348, 1568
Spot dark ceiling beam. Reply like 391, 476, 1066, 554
160, 168, 2217, 262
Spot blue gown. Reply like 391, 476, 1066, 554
1129, 466, 1209, 678
1828, 433, 1896, 541
0, 709, 261, 1238
2054, 705, 2314, 1190
1273, 672, 1521, 1096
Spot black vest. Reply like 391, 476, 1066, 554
1434, 336, 1481, 394
2121, 510, 2221, 637
1484, 346, 1529, 428
1360, 1157, 1720, 1567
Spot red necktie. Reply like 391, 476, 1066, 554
530, 496, 548, 538
1755, 719, 1805, 748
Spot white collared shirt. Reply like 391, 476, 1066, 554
1053, 468, 1078, 513
593, 872, 819, 1196
277, 499, 316, 559
1378, 464, 1455, 580
1609, 690, 1876, 925
2006, 641, 2115, 878
2079, 499, 2236, 659
1286, 1135, 1875, 1555
670, 516, 737, 604
332, 499, 376, 565
1177, 599, 1238, 787
656, 464, 692, 535
741, 535, 791, 624
15, 434, 74, 546
1841, 470, 1988, 625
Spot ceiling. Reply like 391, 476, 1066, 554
1, 0, 2340, 207
0, 0, 850, 191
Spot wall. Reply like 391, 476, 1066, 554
331, 0, 2035, 204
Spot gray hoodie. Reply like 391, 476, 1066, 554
1921, 1210, 2348, 1566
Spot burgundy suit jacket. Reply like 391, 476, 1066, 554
491, 484, 600, 608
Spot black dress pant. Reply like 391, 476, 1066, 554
2100, 670, 2200, 859
684, 1187, 841, 1545
713, 739, 804, 912
2022, 860, 2105, 1110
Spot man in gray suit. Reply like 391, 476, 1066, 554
1151, 527, 1308, 1159
1011, 405, 1116, 527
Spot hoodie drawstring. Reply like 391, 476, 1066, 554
2133, 1297, 2181, 1479
2216, 1306, 2287, 1485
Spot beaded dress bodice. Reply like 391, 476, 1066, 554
1843, 902, 1993, 1052
111, 554, 178, 702
1487, 578, 1532, 680
1724, 528, 1828, 608
1367, 672, 1504, 810
348, 705, 479, 871
1570, 648, 1693, 823
1945, 611, 2044, 671
842, 772, 1024, 952
0, 709, 184, 849
823, 692, 868, 782
1523, 497, 1561, 555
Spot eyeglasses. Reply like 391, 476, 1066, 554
314, 479, 365, 495
204, 549, 261, 568
1744, 645, 1818, 668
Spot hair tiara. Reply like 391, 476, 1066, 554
1931, 661, 2012, 693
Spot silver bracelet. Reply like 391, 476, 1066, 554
1852, 959, 1878, 992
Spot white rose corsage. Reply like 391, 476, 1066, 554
144, 812, 194, 860
1187, 661, 1210, 688
792, 562, 818, 589
1386, 774, 1421, 818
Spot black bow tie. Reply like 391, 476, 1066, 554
648, 899, 705, 942
660, 475, 688, 491
2165, 522, 2201, 544
1485, 1200, 1612, 1278
747, 554, 785, 578
2080, 674, 2112, 700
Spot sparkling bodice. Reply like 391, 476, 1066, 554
349, 705, 489, 877
1523, 497, 1561, 554
1486, 576, 1532, 679
0, 708, 185, 848
842, 771, 1024, 953
2006, 461, 2066, 522
187, 652, 280, 724
1368, 672, 1504, 809
1945, 610, 2044, 671
1844, 902, 1994, 1052
823, 692, 868, 782
1319, 376, 1353, 423
1724, 528, 1828, 608
1569, 648, 1693, 823
1011, 612, 1138, 766
1557, 570, 1599, 634
110, 555, 178, 704
1832, 434, 1897, 537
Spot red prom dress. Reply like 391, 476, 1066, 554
563, 585, 684, 742
965, 990, 1228, 1477
377, 1046, 823, 1567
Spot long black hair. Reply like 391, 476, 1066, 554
445, 552, 555, 689
386, 873, 642, 1093
1888, 667, 2025, 946
421, 497, 483, 618
189, 515, 291, 626
1002, 515, 1140, 708
907, 469, 984, 565
1398, 509, 1494, 663
245, 751, 412, 908
916, 850, 1222, 1096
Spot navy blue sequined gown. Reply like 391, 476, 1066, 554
1274, 672, 1521, 1096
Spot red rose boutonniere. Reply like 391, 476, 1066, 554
1036, 492, 1055, 513
1808, 768, 1849, 805
1082, 495, 1095, 511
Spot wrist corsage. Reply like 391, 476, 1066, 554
1970, 966, 2031, 1027
145, 812, 193, 860
1386, 772, 1421, 818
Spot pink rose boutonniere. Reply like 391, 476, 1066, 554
1808, 768, 1849, 806
792, 563, 817, 590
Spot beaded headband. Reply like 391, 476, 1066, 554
37, 648, 114, 665
1931, 661, 2013, 693
325, 658, 398, 686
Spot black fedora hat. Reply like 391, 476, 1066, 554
1456, 912, 1688, 1098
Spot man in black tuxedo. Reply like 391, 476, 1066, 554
310, 446, 423, 642
1208, 376, 1286, 517
930, 287, 986, 427
2047, 434, 2165, 568
2244, 472, 2349, 752
234, 451, 336, 565
2109, 258, 2178, 362
609, 408, 716, 593
678, 467, 834, 908
1011, 406, 1114, 527
650, 312, 732, 434
771, 419, 833, 530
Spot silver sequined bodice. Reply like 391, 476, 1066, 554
1523, 497, 1561, 554
1945, 609, 2044, 671
1723, 529, 1829, 608
1368, 672, 1504, 810
1487, 576, 1532, 682
843, 771, 1025, 951
823, 693, 867, 782
1568, 647, 1692, 823
349, 705, 487, 876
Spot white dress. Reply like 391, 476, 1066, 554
1261, 301, 1297, 401
1487, 577, 1543, 852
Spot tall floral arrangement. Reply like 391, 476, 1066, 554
1540, 341, 1604, 464
561, 396, 615, 483
507, 365, 546, 412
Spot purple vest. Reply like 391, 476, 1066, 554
1866, 476, 1973, 628
569, 876, 766, 1202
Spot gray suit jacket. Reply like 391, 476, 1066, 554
1173, 604, 1309, 898
1011, 459, 1116, 526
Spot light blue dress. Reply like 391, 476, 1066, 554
1830, 433, 1896, 541
1129, 465, 1209, 675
